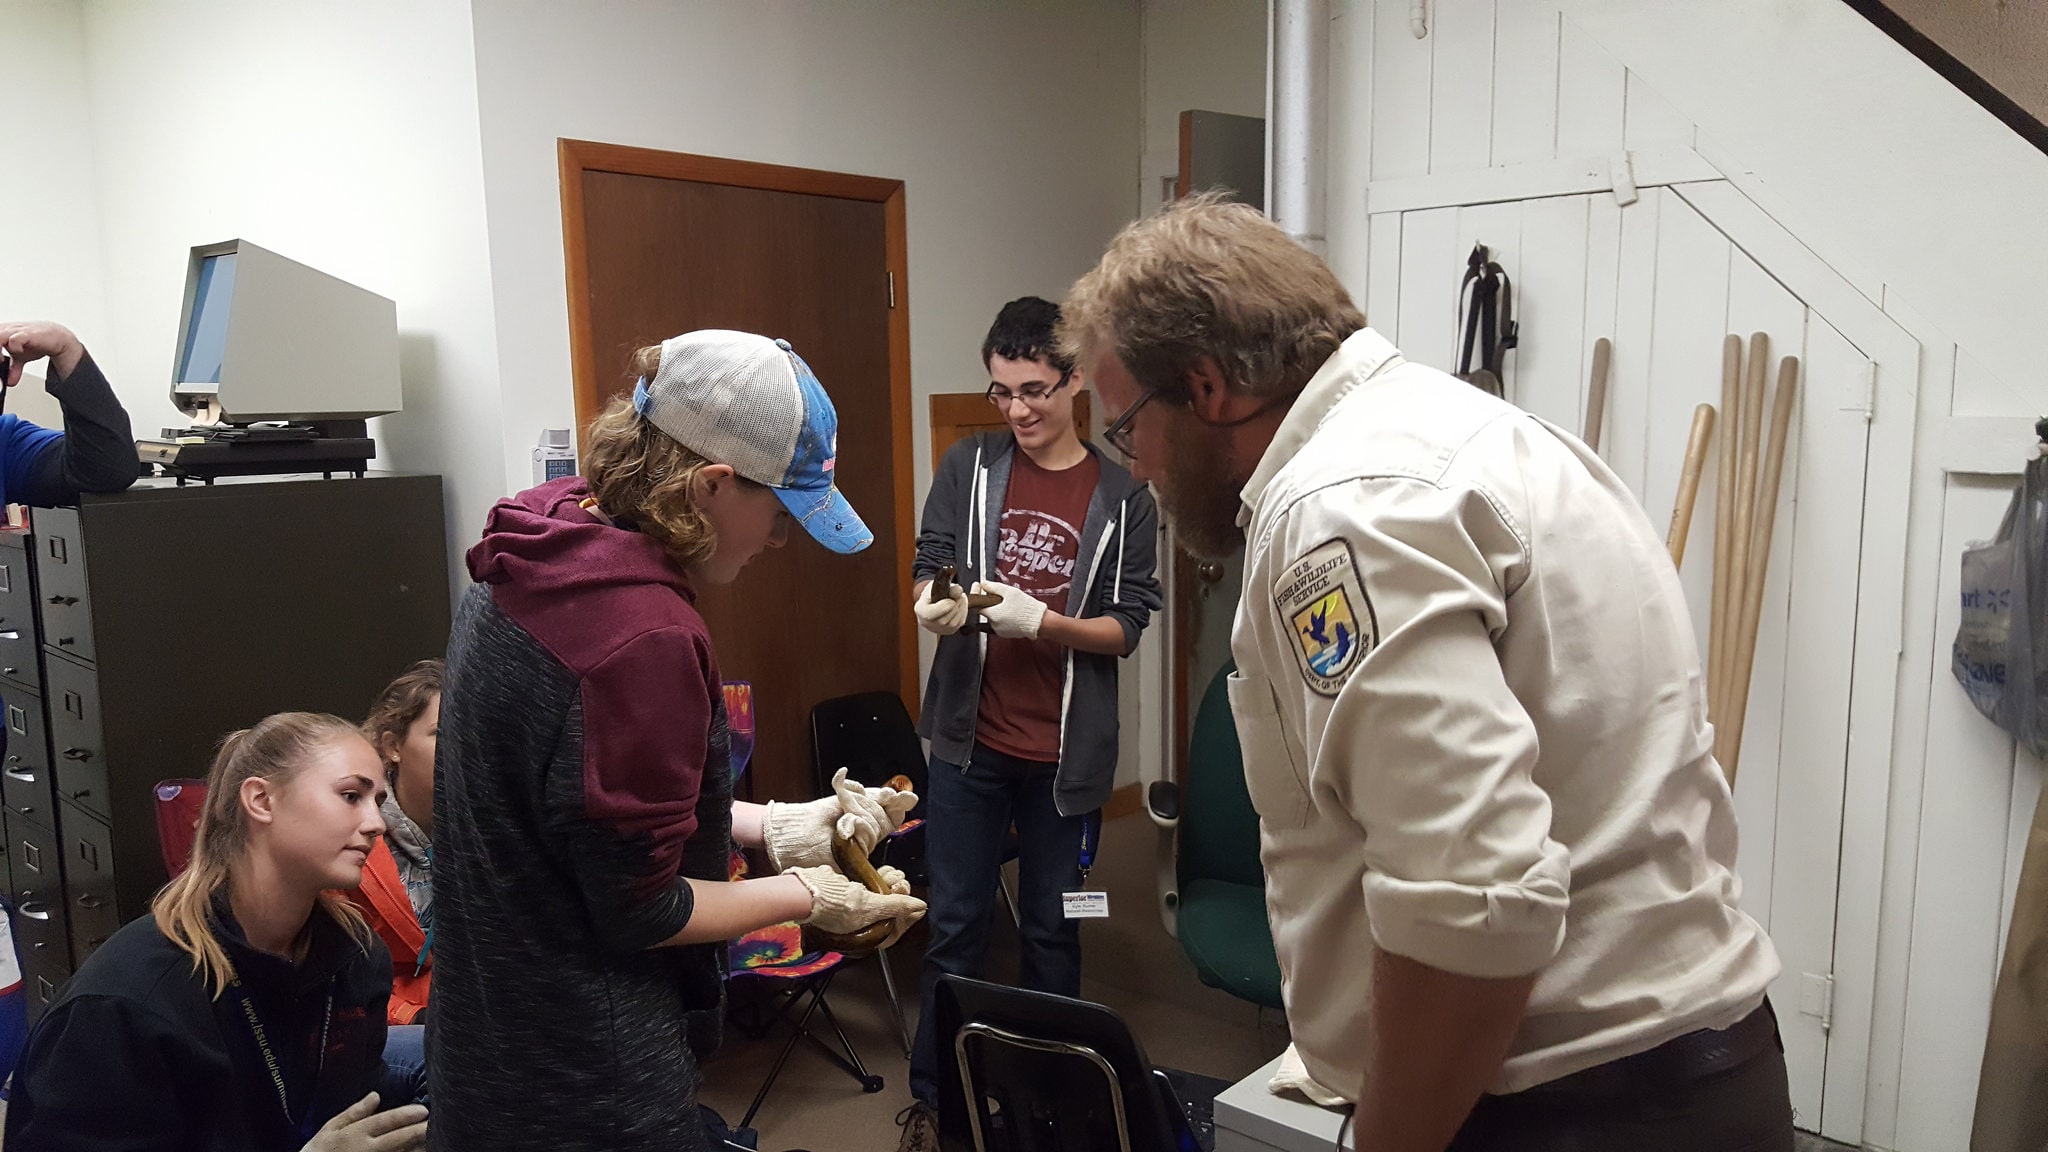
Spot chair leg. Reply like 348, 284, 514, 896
812, 994, 885, 1093
740, 980, 824, 1130
875, 945, 913, 1060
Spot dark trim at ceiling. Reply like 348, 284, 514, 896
1841, 0, 2048, 157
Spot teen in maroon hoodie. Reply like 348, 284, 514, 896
428, 332, 925, 1152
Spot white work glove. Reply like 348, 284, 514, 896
914, 580, 970, 636
875, 864, 912, 895
302, 1093, 429, 1152
763, 768, 917, 872
971, 580, 1046, 640
791, 865, 928, 947
1269, 1044, 1347, 1107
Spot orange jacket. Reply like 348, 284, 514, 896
350, 840, 432, 1025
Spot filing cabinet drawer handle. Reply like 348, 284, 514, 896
61, 748, 91, 762
45, 596, 76, 607
55, 637, 76, 647
76, 895, 106, 910
4, 765, 36, 782
16, 902, 50, 921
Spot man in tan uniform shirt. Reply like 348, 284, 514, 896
1062, 195, 1793, 1152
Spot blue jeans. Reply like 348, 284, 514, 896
382, 1023, 429, 1107
908, 745, 1087, 1106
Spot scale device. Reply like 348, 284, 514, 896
136, 240, 400, 481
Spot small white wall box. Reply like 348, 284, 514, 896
170, 239, 401, 424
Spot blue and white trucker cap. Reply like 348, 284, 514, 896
633, 330, 873, 554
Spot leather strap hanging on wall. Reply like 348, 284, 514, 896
1455, 243, 1516, 398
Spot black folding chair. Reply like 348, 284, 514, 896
932, 975, 1212, 1152
808, 690, 935, 1057
809, 690, 1021, 914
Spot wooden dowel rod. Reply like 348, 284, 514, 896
1583, 338, 1613, 452
1718, 333, 1769, 763
1709, 334, 1742, 727
1668, 404, 1717, 568
1722, 355, 1799, 787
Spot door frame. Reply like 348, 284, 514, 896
556, 138, 921, 710
1360, 154, 1920, 1145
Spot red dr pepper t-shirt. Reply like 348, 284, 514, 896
975, 450, 1101, 764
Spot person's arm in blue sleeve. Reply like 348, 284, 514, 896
0, 321, 138, 508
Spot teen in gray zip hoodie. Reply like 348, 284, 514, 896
898, 298, 1162, 1145
912, 429, 1162, 813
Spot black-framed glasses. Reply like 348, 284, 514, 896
985, 369, 1074, 410
1102, 389, 1159, 460
1103, 385, 1301, 462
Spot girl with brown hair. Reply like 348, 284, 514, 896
352, 657, 443, 1027
5, 713, 429, 1152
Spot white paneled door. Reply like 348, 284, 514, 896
1368, 184, 1882, 1133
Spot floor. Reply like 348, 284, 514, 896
698, 810, 1288, 1151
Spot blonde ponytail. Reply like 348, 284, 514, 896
151, 713, 374, 997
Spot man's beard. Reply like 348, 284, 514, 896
1159, 418, 1248, 562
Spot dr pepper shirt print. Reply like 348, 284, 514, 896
977, 450, 1101, 762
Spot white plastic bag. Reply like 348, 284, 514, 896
1954, 455, 2048, 758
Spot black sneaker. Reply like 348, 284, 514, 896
894, 1102, 939, 1152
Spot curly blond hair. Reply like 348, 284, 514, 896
1060, 192, 1364, 401
582, 344, 754, 571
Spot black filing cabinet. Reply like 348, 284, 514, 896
5, 473, 450, 1022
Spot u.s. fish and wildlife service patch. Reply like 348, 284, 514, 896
1273, 539, 1378, 696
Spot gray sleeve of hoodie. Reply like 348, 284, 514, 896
1101, 484, 1164, 655
912, 435, 976, 585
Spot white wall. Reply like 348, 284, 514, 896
1, 0, 111, 427
75, 0, 504, 601
1326, 2, 2048, 1148
1550, 0, 2048, 426
469, 0, 1143, 506
1138, 0, 1269, 213
1127, 0, 1268, 794
24, 0, 1241, 799
469, 0, 1150, 777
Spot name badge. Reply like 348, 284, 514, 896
1062, 891, 1110, 920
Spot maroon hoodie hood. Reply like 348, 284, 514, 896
466, 476, 696, 605
455, 474, 724, 902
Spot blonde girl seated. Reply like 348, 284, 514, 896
5, 713, 428, 1152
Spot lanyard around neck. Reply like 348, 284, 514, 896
226, 968, 336, 1142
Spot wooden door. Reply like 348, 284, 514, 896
560, 141, 916, 805
927, 392, 1090, 472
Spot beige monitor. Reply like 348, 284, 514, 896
170, 239, 401, 424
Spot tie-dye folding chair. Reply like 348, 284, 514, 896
721, 682, 886, 1131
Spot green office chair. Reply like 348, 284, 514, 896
1146, 661, 1285, 1011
